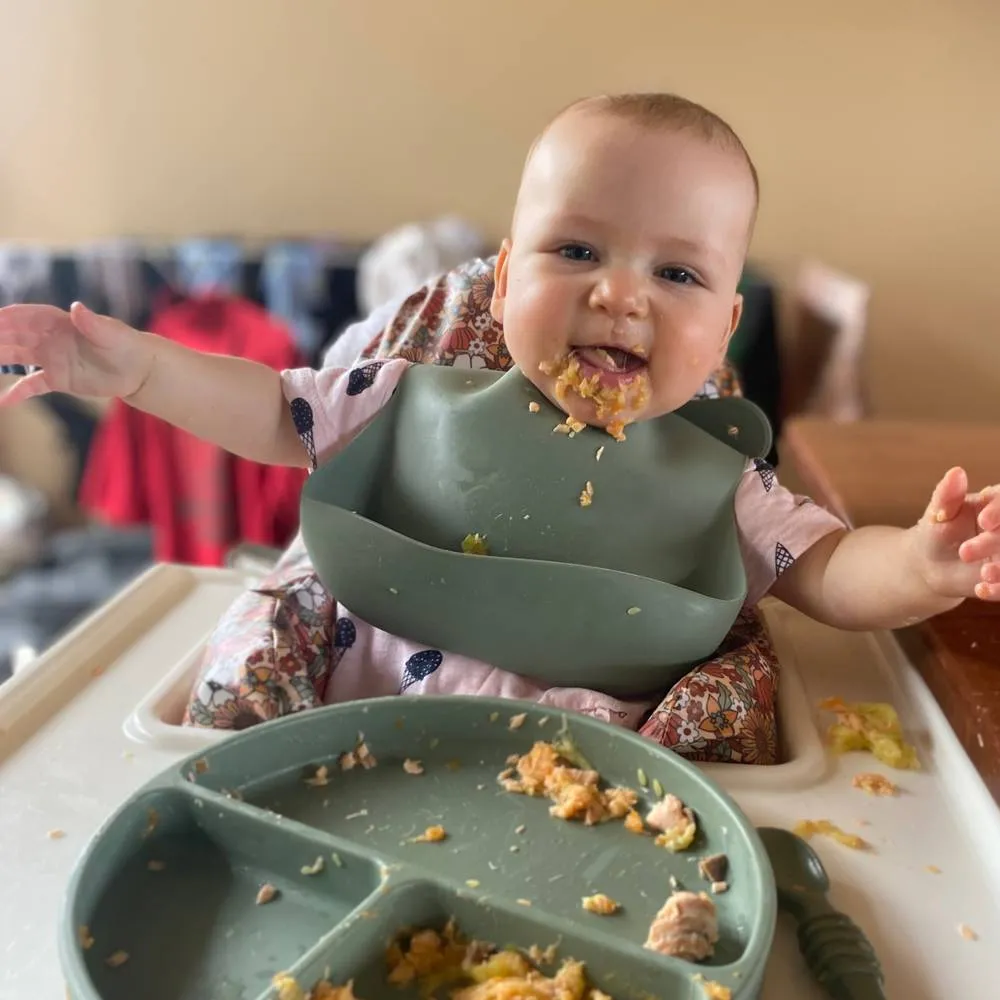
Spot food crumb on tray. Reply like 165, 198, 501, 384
579, 481, 594, 507
692, 974, 732, 999
47, 829, 66, 840
527, 941, 560, 966
104, 950, 129, 969
508, 713, 527, 731
528, 401, 541, 413
305, 765, 331, 787
958, 923, 979, 942
403, 758, 425, 775
410, 825, 447, 843
78, 925, 94, 950
384, 919, 616, 1000
647, 794, 697, 852
697, 853, 729, 884
339, 736, 377, 771
624, 809, 645, 834
582, 893, 620, 915
498, 740, 639, 827
793, 819, 870, 850
818, 697, 920, 770
645, 891, 718, 962
300, 856, 325, 876
851, 772, 898, 796
925, 865, 942, 875
272, 973, 359, 1000
256, 883, 279, 905
462, 533, 490, 556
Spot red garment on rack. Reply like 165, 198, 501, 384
79, 296, 308, 565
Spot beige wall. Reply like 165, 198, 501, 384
2, 0, 999, 421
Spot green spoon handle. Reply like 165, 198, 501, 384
798, 910, 886, 1000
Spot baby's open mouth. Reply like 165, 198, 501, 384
574, 345, 647, 375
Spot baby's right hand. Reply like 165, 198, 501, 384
0, 302, 153, 406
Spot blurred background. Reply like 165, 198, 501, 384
1, 0, 999, 678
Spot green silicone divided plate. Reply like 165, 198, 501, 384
61, 696, 776, 999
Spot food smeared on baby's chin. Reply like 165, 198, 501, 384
538, 350, 650, 443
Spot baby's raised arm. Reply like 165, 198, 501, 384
0, 302, 307, 467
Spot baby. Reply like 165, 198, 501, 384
1, 93, 997, 731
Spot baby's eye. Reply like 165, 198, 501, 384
657, 266, 698, 285
559, 244, 595, 262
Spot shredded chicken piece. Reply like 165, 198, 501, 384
647, 794, 698, 851
644, 891, 718, 961
500, 740, 638, 829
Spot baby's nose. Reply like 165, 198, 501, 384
589, 267, 649, 319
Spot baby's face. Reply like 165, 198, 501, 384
492, 110, 756, 431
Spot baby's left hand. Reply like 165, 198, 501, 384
912, 467, 1000, 601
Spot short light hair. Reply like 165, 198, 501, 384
535, 92, 759, 206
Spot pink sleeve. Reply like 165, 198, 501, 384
735, 459, 846, 606
279, 358, 411, 469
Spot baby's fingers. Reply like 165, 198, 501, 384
0, 368, 53, 407
0, 304, 71, 347
974, 563, 1000, 601
959, 530, 1000, 563
974, 487, 1000, 532
923, 466, 968, 524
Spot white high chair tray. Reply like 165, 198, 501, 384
0, 563, 997, 999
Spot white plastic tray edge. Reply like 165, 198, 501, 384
0, 564, 196, 760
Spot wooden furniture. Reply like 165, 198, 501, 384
780, 416, 1000, 803
782, 261, 870, 422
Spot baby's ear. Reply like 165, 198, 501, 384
720, 293, 743, 357
490, 240, 512, 325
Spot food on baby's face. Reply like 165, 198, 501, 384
538, 353, 650, 442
